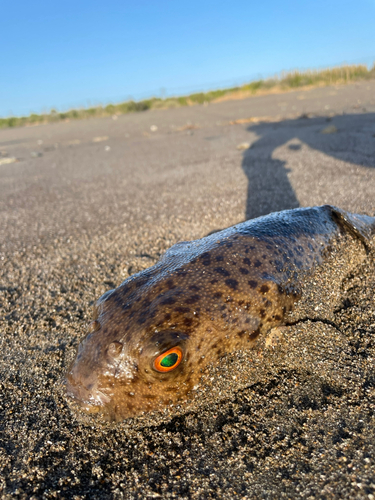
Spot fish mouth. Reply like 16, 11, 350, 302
65, 375, 112, 414
65, 393, 102, 416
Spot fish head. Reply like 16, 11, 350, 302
65, 272, 209, 421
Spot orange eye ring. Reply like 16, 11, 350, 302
154, 347, 183, 373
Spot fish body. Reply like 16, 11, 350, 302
66, 206, 375, 421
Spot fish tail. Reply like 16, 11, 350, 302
330, 206, 375, 249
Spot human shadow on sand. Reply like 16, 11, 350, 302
242, 112, 375, 220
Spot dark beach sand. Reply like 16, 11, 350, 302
1, 81, 375, 498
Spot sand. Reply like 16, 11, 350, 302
1, 80, 375, 498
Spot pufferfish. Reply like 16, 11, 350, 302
66, 205, 375, 421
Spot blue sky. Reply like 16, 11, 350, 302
2, 0, 375, 117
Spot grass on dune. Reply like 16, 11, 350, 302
2, 64, 375, 129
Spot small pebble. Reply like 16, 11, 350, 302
321, 125, 337, 134
236, 142, 250, 150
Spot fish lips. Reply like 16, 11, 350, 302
65, 364, 112, 410
65, 341, 115, 410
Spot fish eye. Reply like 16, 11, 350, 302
153, 347, 183, 373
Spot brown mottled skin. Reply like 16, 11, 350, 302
66, 206, 375, 421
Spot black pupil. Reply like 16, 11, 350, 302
160, 352, 178, 368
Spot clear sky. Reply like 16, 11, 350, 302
2, 0, 375, 117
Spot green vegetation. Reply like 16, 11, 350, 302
2, 64, 375, 129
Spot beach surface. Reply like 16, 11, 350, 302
1, 81, 375, 498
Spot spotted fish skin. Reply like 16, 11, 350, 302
66, 205, 375, 421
